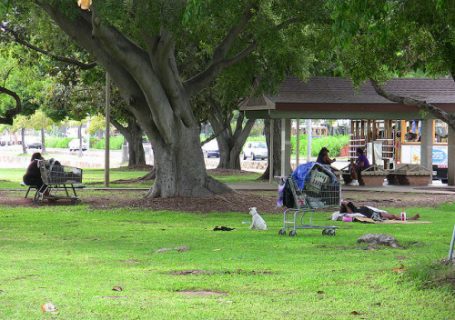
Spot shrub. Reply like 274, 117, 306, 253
46, 137, 73, 148
291, 135, 349, 157
92, 135, 124, 150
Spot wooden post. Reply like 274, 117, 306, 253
400, 120, 406, 145
360, 120, 365, 139
104, 72, 111, 187
269, 119, 274, 183
366, 120, 371, 143
420, 118, 433, 173
306, 119, 312, 162
296, 119, 300, 168
372, 120, 377, 140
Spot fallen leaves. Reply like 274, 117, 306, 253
41, 302, 57, 313
392, 264, 406, 273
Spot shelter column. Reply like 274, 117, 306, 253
420, 119, 433, 185
269, 119, 274, 183
448, 125, 455, 186
420, 119, 433, 171
280, 119, 291, 177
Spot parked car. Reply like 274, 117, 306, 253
68, 139, 88, 152
27, 141, 42, 149
242, 141, 268, 160
202, 140, 220, 158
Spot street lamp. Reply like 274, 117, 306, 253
77, 0, 92, 10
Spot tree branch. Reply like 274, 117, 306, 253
184, 14, 299, 96
200, 124, 229, 146
0, 85, 22, 125
1, 23, 97, 70
110, 118, 130, 138
144, 30, 195, 127
184, 2, 258, 95
36, 3, 164, 148
370, 78, 455, 129
90, 10, 176, 144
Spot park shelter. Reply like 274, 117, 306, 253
240, 76, 455, 185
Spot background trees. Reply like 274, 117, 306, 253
1, 0, 327, 198
330, 0, 455, 128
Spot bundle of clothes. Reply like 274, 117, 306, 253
332, 201, 420, 222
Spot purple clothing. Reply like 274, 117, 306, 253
356, 154, 370, 169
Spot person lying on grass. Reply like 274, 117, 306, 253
340, 201, 420, 220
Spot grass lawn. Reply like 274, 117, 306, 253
0, 203, 454, 319
0, 168, 261, 189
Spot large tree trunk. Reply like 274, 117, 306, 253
209, 107, 255, 170
150, 124, 230, 198
127, 132, 146, 167
39, 5, 252, 197
111, 117, 146, 167
260, 119, 286, 180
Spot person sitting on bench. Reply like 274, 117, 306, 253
348, 148, 370, 186
23, 152, 45, 191
316, 147, 336, 165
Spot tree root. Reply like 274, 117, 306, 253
112, 167, 156, 184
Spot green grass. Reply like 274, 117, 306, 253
0, 168, 262, 189
0, 203, 454, 319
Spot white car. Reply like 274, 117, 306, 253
68, 139, 88, 152
242, 141, 268, 160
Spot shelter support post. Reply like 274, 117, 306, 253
306, 119, 312, 162
280, 119, 291, 177
448, 125, 455, 186
420, 119, 433, 185
296, 119, 300, 168
269, 119, 274, 183
420, 119, 433, 171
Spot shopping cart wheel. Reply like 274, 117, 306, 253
289, 230, 297, 237
322, 229, 336, 236
278, 228, 286, 236
70, 198, 81, 205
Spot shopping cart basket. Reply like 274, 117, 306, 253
33, 160, 83, 204
279, 163, 340, 237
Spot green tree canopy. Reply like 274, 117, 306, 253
2, 0, 328, 198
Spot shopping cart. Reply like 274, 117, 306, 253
279, 163, 341, 237
33, 160, 83, 204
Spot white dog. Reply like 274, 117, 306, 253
249, 207, 267, 230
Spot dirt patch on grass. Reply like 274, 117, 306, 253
170, 270, 212, 276
342, 191, 455, 208
126, 191, 282, 213
177, 290, 227, 296
1, 189, 454, 213
169, 269, 274, 276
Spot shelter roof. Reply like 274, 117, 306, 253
241, 77, 455, 120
